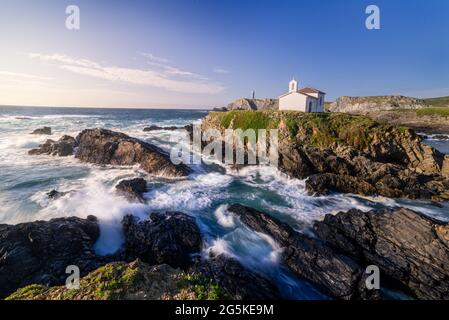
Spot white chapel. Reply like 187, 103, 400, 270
278, 79, 326, 112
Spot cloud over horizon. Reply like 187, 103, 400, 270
29, 53, 225, 94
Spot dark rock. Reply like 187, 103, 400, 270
228, 204, 378, 300
46, 189, 69, 200
306, 173, 377, 196
432, 134, 449, 140
0, 215, 102, 298
121, 212, 202, 269
143, 124, 192, 132
75, 128, 190, 177
314, 208, 449, 300
28, 135, 76, 157
31, 127, 51, 135
192, 254, 281, 300
211, 107, 227, 112
115, 178, 147, 202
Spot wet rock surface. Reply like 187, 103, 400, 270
30, 127, 51, 135
121, 212, 202, 269
191, 254, 281, 300
28, 135, 76, 156
0, 215, 102, 298
115, 178, 147, 202
314, 207, 449, 300
228, 204, 376, 300
143, 124, 192, 132
75, 128, 190, 177
46, 189, 69, 200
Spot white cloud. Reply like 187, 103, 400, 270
139, 52, 170, 64
29, 53, 224, 94
0, 71, 53, 81
213, 67, 229, 74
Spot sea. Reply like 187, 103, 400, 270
1, 105, 448, 299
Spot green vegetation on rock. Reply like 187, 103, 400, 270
177, 273, 228, 300
5, 260, 228, 301
5, 284, 49, 300
207, 110, 409, 150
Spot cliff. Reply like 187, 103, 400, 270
202, 110, 449, 200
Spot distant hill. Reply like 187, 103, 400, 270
423, 96, 449, 108
326, 95, 428, 113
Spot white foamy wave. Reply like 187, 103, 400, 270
204, 238, 235, 258
214, 204, 235, 228
203, 226, 283, 271
144, 172, 233, 212
232, 165, 374, 228
30, 167, 151, 255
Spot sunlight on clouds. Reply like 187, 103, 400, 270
29, 53, 224, 94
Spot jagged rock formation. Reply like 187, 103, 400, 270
2, 212, 281, 300
226, 98, 278, 111
327, 96, 428, 113
192, 254, 281, 300
115, 178, 147, 202
314, 208, 449, 300
228, 204, 377, 300
75, 128, 190, 177
202, 111, 449, 200
0, 216, 102, 298
28, 128, 191, 177
28, 135, 76, 156
121, 213, 202, 269
229, 204, 449, 300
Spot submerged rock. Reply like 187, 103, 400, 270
115, 178, 147, 202
75, 128, 190, 177
191, 254, 281, 300
0, 215, 102, 298
227, 204, 377, 300
28, 135, 76, 157
121, 212, 202, 269
46, 189, 69, 200
314, 207, 449, 300
143, 124, 192, 132
30, 127, 51, 135
6, 259, 229, 300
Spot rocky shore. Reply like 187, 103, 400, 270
29, 128, 190, 177
6, 116, 448, 300
3, 205, 448, 300
1, 211, 281, 300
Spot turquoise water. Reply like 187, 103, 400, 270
1, 106, 448, 299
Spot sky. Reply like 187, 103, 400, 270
0, 0, 448, 109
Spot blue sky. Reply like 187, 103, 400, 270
0, 0, 448, 108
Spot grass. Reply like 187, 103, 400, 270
207, 110, 403, 150
5, 284, 48, 300
416, 107, 449, 117
212, 110, 280, 131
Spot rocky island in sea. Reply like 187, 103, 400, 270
1, 105, 448, 300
